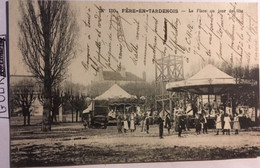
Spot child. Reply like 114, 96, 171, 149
130, 112, 135, 132
233, 113, 240, 134
215, 113, 222, 135
224, 113, 231, 135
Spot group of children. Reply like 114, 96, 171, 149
194, 114, 208, 135
215, 113, 240, 135
159, 111, 241, 139
189, 112, 241, 136
117, 112, 137, 133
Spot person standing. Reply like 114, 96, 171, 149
224, 113, 231, 135
140, 113, 145, 132
185, 115, 191, 131
117, 113, 122, 133
178, 115, 185, 137
215, 113, 222, 135
233, 113, 240, 134
202, 114, 208, 134
145, 113, 150, 134
194, 114, 201, 135
158, 114, 164, 139
83, 114, 87, 129
130, 112, 135, 132
165, 113, 171, 134
200, 113, 204, 134
123, 114, 129, 133
220, 110, 225, 134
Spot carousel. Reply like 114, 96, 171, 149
83, 84, 138, 125
166, 64, 250, 128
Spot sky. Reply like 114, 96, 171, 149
9, 0, 259, 86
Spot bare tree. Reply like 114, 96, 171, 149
70, 94, 87, 122
12, 80, 36, 126
18, 0, 78, 131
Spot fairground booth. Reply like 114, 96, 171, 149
83, 84, 138, 124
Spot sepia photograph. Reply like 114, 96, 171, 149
7, 0, 260, 167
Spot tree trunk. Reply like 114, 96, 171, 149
54, 112, 57, 122
72, 108, 74, 122
51, 111, 54, 124
51, 108, 58, 123
76, 110, 78, 122
23, 115, 26, 126
42, 100, 51, 132
28, 114, 30, 126
42, 84, 52, 131
41, 7, 53, 132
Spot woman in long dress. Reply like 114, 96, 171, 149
215, 113, 222, 135
224, 114, 231, 135
130, 112, 135, 132
233, 113, 240, 134
123, 114, 129, 133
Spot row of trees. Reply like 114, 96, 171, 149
10, 80, 88, 126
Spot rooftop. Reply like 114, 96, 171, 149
102, 71, 144, 82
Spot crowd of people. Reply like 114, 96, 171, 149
82, 105, 250, 140
114, 109, 244, 139
161, 110, 243, 139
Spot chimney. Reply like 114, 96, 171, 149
98, 66, 104, 81
142, 71, 146, 81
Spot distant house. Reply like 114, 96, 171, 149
95, 66, 146, 85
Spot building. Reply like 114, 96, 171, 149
95, 66, 146, 85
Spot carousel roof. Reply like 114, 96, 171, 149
95, 84, 137, 100
166, 64, 237, 95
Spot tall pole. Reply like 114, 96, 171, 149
161, 56, 164, 116
155, 62, 157, 112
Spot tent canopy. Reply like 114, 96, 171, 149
95, 84, 137, 101
166, 64, 237, 95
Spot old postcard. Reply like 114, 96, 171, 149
7, 0, 259, 167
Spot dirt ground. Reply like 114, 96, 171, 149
10, 117, 260, 167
